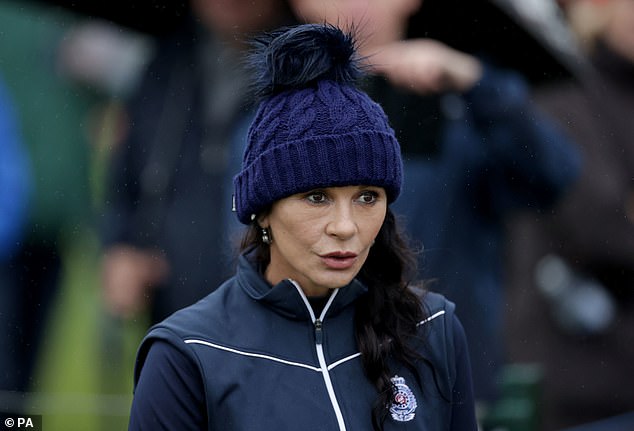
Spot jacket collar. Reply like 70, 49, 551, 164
235, 251, 368, 320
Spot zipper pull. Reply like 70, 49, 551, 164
314, 319, 323, 345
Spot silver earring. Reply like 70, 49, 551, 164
261, 227, 272, 245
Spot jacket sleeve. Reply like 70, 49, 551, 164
462, 63, 582, 217
419, 292, 478, 429
129, 337, 205, 430
100, 36, 190, 249
99, 62, 155, 249
449, 315, 477, 430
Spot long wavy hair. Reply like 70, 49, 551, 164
239, 207, 427, 430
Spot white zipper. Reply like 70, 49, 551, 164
288, 280, 347, 431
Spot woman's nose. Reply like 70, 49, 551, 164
325, 204, 357, 239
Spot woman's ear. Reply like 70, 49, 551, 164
257, 214, 269, 229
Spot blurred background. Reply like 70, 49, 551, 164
0, 0, 633, 430
0, 1, 155, 429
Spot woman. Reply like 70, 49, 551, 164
129, 23, 476, 431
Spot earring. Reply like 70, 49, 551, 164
261, 227, 272, 245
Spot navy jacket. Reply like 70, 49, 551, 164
129, 253, 476, 430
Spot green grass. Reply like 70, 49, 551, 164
29, 231, 148, 431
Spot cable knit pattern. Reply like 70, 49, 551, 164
234, 79, 402, 224
233, 23, 402, 224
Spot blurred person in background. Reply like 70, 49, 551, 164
0, 74, 32, 409
0, 1, 97, 404
506, 0, 634, 428
289, 0, 581, 411
100, 0, 297, 324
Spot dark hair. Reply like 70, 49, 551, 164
354, 209, 427, 428
239, 208, 427, 430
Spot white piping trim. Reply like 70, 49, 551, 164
328, 352, 361, 371
184, 339, 321, 372
287, 279, 347, 431
287, 278, 340, 322
317, 343, 347, 430
417, 310, 446, 326
319, 290, 339, 321
290, 279, 317, 322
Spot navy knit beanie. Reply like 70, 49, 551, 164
233, 24, 402, 224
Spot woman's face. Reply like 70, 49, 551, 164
260, 185, 387, 297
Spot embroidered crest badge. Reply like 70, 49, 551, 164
389, 375, 417, 422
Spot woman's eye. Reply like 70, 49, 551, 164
358, 191, 378, 204
306, 192, 327, 204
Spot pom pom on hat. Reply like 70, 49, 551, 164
249, 23, 362, 97
233, 24, 403, 224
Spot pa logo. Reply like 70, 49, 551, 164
389, 375, 417, 422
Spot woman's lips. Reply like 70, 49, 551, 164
320, 252, 358, 270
